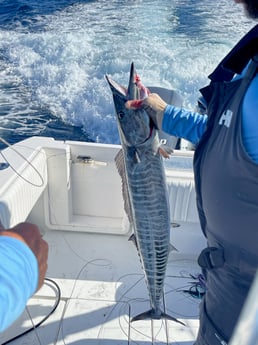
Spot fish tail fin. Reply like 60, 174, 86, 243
131, 309, 185, 325
161, 312, 185, 325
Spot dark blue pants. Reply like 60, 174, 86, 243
195, 248, 256, 345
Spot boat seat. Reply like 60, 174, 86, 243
164, 156, 206, 255
167, 175, 198, 224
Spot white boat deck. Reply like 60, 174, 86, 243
1, 229, 202, 345
0, 137, 205, 344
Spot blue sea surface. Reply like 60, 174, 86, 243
0, 0, 254, 149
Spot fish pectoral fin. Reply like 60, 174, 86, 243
131, 309, 185, 325
134, 150, 141, 163
158, 139, 173, 159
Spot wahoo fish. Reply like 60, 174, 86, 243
106, 63, 183, 324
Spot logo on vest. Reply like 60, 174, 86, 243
219, 109, 233, 128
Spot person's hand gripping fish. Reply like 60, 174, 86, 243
126, 92, 167, 129
126, 92, 171, 158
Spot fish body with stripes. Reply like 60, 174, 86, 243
106, 63, 183, 324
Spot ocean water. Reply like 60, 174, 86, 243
0, 0, 255, 148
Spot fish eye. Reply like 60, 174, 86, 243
117, 111, 125, 120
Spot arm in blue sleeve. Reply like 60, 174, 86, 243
242, 74, 258, 163
0, 236, 38, 332
162, 105, 208, 144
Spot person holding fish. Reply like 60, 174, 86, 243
126, 1, 258, 344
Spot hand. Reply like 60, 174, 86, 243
126, 93, 168, 129
0, 222, 48, 291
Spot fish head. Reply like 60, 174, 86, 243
106, 63, 152, 147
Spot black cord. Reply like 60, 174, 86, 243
2, 278, 61, 345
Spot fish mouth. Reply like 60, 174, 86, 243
136, 117, 154, 146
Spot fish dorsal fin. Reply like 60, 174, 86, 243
115, 149, 134, 224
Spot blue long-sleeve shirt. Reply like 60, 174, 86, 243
0, 236, 38, 332
162, 73, 258, 163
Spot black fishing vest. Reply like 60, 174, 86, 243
194, 25, 258, 257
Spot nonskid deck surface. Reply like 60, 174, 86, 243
1, 230, 201, 345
